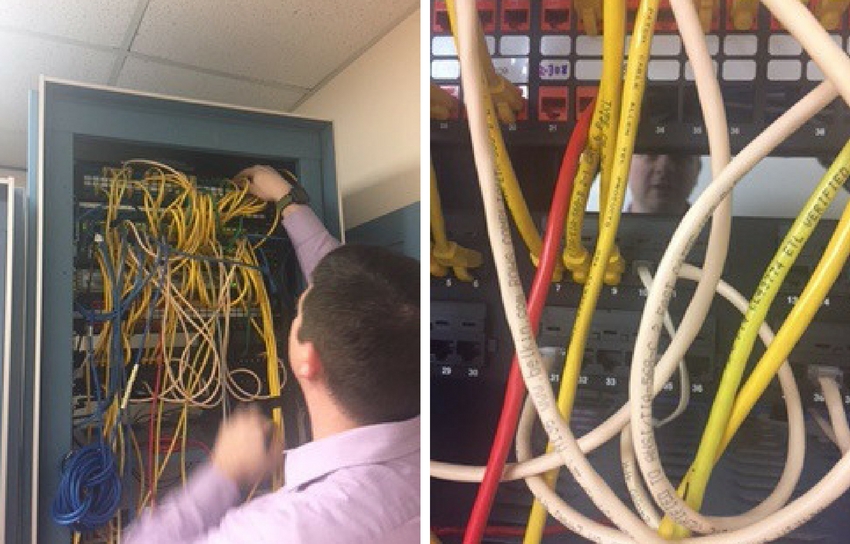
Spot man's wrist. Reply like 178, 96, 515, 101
280, 203, 302, 219
270, 184, 291, 202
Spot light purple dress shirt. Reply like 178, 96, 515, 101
124, 417, 421, 543
124, 205, 420, 543
282, 205, 341, 280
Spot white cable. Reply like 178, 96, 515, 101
456, 1, 660, 540
517, 264, 812, 543
431, 72, 837, 494
762, 0, 850, 109
811, 407, 839, 445
452, 0, 848, 541
820, 376, 850, 454
636, 264, 690, 427
628, 0, 845, 527
620, 424, 661, 528
457, 1, 816, 541
627, 81, 839, 533
432, 0, 730, 488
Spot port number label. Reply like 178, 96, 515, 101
578, 375, 589, 385
441, 366, 452, 376
605, 377, 617, 387
692, 383, 704, 393
467, 368, 479, 378
538, 60, 570, 81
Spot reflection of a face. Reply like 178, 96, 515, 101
627, 154, 701, 214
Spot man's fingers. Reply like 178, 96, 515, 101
234, 166, 258, 183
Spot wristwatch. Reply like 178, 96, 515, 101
275, 183, 310, 216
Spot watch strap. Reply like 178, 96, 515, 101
275, 184, 309, 216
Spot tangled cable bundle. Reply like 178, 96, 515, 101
58, 160, 289, 540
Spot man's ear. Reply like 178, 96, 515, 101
292, 339, 323, 381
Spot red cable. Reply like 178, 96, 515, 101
462, 97, 598, 544
435, 525, 570, 538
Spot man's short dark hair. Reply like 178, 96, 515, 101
298, 244, 420, 425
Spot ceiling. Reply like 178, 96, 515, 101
0, 0, 418, 169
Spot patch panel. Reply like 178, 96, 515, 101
541, 0, 570, 32
537, 306, 716, 396
430, 0, 850, 154
501, 0, 531, 32
431, 301, 489, 377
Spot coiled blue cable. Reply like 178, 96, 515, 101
50, 439, 122, 532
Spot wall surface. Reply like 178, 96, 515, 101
295, 11, 419, 229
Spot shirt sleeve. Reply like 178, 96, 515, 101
123, 463, 241, 544
281, 205, 341, 281
123, 481, 324, 544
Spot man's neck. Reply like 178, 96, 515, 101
305, 393, 360, 440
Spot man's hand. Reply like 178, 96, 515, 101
236, 165, 292, 203
211, 406, 284, 487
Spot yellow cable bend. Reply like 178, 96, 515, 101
445, 0, 558, 280
597, 0, 625, 225
445, 0, 523, 123
721, 196, 850, 455
565, 0, 625, 284
523, 1, 659, 543
599, 1, 627, 285
431, 161, 450, 251
659, 139, 850, 538
563, 135, 600, 283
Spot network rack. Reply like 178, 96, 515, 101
430, 1, 850, 542
24, 79, 341, 544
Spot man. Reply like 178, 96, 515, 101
125, 165, 420, 543
626, 154, 702, 214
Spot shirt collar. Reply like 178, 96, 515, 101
284, 416, 420, 490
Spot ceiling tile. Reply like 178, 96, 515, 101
116, 57, 305, 112
0, 31, 115, 140
0, 0, 141, 48
130, 0, 417, 88
0, 128, 28, 169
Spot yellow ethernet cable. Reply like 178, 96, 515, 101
445, 0, 523, 124
659, 139, 850, 539
597, 0, 627, 286
576, 0, 603, 35
720, 194, 850, 461
562, 120, 601, 284
563, 0, 625, 285
816, 0, 850, 30
431, 161, 483, 282
446, 0, 562, 280
730, 0, 759, 29
521, 1, 659, 542
696, 0, 718, 30
431, 83, 459, 121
